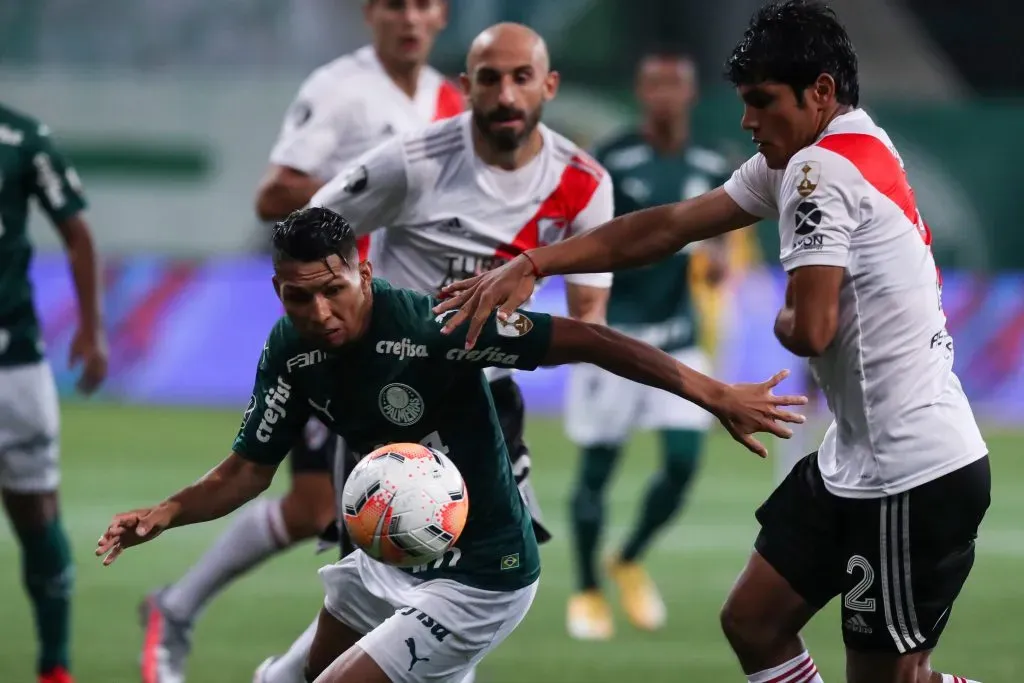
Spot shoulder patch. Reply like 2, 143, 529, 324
496, 312, 533, 338
342, 164, 369, 194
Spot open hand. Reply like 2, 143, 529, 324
432, 255, 538, 349
710, 369, 809, 458
95, 503, 175, 566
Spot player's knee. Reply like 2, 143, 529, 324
661, 430, 702, 486
719, 595, 777, 657
577, 444, 620, 491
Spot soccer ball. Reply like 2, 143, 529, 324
342, 442, 469, 568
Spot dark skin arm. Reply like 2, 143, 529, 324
255, 165, 325, 221
55, 214, 107, 393
774, 266, 843, 357
542, 317, 807, 457
434, 188, 757, 348
95, 452, 277, 565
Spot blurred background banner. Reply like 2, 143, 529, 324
32, 255, 1024, 424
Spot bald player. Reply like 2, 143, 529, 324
256, 22, 615, 683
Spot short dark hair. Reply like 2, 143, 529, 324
271, 207, 358, 267
725, 0, 859, 107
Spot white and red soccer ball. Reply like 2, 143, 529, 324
342, 443, 469, 568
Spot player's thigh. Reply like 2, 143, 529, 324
307, 606, 367, 683
730, 453, 842, 631
564, 363, 639, 446
358, 578, 538, 683
0, 362, 60, 495
839, 456, 991, 661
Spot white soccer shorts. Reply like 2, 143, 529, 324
0, 361, 60, 493
565, 346, 714, 446
319, 552, 537, 683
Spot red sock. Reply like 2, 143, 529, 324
941, 675, 981, 683
747, 651, 824, 683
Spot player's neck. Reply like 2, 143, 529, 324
473, 127, 544, 171
376, 51, 423, 99
642, 118, 689, 156
814, 104, 855, 140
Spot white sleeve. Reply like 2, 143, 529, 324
723, 153, 779, 219
308, 137, 408, 236
563, 172, 614, 288
268, 69, 366, 179
778, 152, 857, 271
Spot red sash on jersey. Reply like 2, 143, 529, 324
495, 153, 604, 260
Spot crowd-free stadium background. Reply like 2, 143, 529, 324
2, 1, 1022, 681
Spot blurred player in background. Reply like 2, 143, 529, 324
255, 21, 613, 683
138, 2, 462, 683
563, 51, 731, 641
0, 103, 107, 683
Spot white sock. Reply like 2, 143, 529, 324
162, 498, 291, 622
748, 651, 823, 683
263, 616, 319, 683
459, 666, 477, 683
941, 675, 981, 683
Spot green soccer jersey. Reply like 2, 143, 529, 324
234, 279, 552, 591
593, 131, 730, 351
0, 103, 87, 367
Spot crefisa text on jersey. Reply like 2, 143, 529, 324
256, 375, 292, 443
376, 338, 429, 361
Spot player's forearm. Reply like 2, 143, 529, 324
543, 317, 726, 412
774, 307, 822, 357
528, 188, 750, 276
60, 215, 103, 335
163, 453, 275, 529
256, 170, 324, 221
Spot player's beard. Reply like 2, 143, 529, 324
474, 104, 543, 153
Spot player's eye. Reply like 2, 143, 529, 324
323, 285, 344, 298
476, 70, 500, 86
513, 68, 534, 85
743, 90, 774, 109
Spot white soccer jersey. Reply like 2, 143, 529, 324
724, 109, 987, 498
310, 112, 613, 382
270, 45, 463, 181
268, 45, 464, 257
310, 112, 613, 294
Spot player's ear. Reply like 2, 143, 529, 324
544, 70, 560, 101
459, 72, 471, 99
358, 259, 373, 289
814, 73, 835, 105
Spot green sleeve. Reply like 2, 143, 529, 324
430, 306, 554, 370
27, 124, 88, 223
232, 321, 311, 465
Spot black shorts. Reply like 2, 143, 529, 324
288, 417, 335, 475
754, 452, 990, 654
489, 376, 551, 544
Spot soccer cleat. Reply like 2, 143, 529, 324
566, 590, 614, 640
38, 666, 73, 683
139, 589, 193, 683
252, 656, 276, 683
607, 559, 667, 631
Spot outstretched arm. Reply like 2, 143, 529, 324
434, 189, 756, 348
542, 317, 806, 457
96, 453, 278, 565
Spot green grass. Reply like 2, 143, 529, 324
1, 403, 1021, 681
